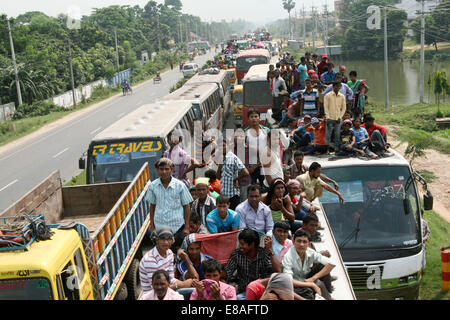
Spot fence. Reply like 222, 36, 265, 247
0, 102, 16, 123
53, 69, 132, 109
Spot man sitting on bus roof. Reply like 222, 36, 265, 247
206, 195, 240, 233
361, 114, 392, 157
225, 228, 281, 300
148, 158, 193, 236
190, 178, 216, 228
176, 234, 213, 281
189, 211, 209, 234
296, 162, 344, 204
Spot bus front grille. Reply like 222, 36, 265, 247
346, 265, 384, 289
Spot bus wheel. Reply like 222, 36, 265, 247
125, 259, 141, 300
114, 282, 128, 300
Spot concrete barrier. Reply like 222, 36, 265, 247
0, 102, 16, 123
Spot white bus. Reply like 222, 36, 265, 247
80, 101, 200, 183
304, 150, 433, 300
160, 83, 223, 134
185, 69, 232, 118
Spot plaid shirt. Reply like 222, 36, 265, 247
220, 151, 245, 198
147, 177, 194, 233
225, 248, 273, 294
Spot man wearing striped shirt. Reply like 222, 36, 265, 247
148, 158, 193, 235
139, 226, 193, 294
300, 78, 320, 117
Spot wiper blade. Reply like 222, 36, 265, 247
339, 216, 361, 249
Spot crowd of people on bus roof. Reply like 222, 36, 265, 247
136, 48, 398, 302
267, 51, 392, 160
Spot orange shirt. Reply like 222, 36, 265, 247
209, 180, 221, 194
307, 123, 326, 146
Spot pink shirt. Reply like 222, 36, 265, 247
190, 280, 237, 300
140, 288, 184, 300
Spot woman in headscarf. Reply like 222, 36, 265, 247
261, 178, 303, 233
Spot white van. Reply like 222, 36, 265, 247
182, 63, 199, 78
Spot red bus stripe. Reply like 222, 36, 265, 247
442, 272, 450, 282
442, 250, 450, 263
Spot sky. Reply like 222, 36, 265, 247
0, 0, 335, 25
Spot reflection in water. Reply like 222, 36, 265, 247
333, 59, 450, 106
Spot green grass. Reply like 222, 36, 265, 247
0, 86, 121, 147
64, 170, 86, 186
420, 209, 450, 300
366, 101, 450, 154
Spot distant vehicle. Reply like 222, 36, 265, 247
182, 63, 199, 78
187, 41, 210, 53
242, 64, 273, 126
232, 84, 244, 127
235, 49, 271, 83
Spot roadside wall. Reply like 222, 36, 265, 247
0, 102, 16, 124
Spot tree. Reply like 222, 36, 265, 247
282, 0, 296, 39
338, 0, 407, 59
164, 0, 182, 11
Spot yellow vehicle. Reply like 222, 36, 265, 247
0, 163, 151, 300
226, 67, 237, 87
232, 85, 244, 127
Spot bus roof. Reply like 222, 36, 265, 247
185, 69, 228, 86
160, 83, 218, 104
242, 64, 271, 82
302, 149, 410, 170
91, 100, 193, 143
237, 49, 270, 58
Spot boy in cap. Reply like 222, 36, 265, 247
190, 177, 216, 227
139, 226, 193, 294
338, 119, 365, 156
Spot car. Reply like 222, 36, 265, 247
182, 63, 199, 78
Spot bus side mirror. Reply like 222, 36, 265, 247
423, 191, 433, 211
79, 157, 86, 170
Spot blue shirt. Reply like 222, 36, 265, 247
236, 200, 274, 234
297, 124, 314, 141
352, 127, 369, 143
322, 71, 337, 83
301, 89, 319, 115
323, 83, 354, 102
147, 177, 194, 233
206, 208, 240, 233
177, 252, 213, 280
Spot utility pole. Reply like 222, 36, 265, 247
114, 28, 120, 73
384, 6, 389, 109
68, 38, 77, 108
324, 4, 329, 56
419, 0, 425, 103
7, 19, 22, 106
157, 13, 161, 52
311, 6, 316, 49
303, 5, 306, 48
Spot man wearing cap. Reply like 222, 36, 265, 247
324, 82, 346, 153
317, 54, 329, 77
148, 158, 193, 235
139, 226, 193, 294
190, 177, 216, 228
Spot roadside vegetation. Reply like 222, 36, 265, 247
366, 101, 450, 154
420, 209, 450, 300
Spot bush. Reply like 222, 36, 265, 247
12, 101, 66, 120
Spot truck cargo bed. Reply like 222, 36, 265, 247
59, 214, 108, 233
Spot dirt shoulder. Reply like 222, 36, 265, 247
387, 126, 450, 222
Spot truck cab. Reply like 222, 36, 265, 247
0, 226, 93, 300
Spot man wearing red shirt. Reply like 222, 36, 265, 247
317, 54, 329, 77
362, 114, 391, 156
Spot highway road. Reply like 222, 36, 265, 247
0, 51, 216, 213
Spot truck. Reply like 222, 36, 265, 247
0, 163, 152, 300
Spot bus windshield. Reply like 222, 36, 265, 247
320, 166, 421, 250
88, 140, 164, 183
236, 56, 269, 71
0, 278, 53, 300
244, 81, 272, 107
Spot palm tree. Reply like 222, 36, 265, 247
282, 0, 296, 39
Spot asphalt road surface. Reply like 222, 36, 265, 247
0, 51, 216, 213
